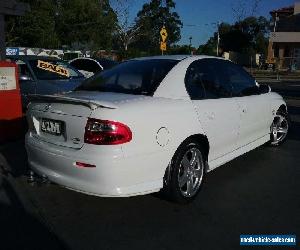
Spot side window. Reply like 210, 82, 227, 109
185, 59, 232, 100
16, 60, 33, 79
71, 59, 100, 73
208, 59, 233, 98
222, 61, 258, 96
85, 60, 101, 73
70, 59, 85, 70
201, 59, 232, 98
185, 61, 205, 100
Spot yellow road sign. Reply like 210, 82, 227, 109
160, 26, 168, 42
160, 41, 167, 51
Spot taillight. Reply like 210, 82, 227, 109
75, 162, 96, 168
84, 118, 132, 145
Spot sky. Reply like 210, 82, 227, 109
111, 0, 297, 47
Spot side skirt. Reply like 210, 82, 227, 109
207, 134, 270, 172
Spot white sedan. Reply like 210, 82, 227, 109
25, 55, 289, 203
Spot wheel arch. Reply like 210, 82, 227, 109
164, 133, 210, 185
181, 134, 210, 161
277, 104, 288, 114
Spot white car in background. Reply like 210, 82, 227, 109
25, 55, 289, 203
69, 57, 118, 78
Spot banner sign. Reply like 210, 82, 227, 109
0, 67, 17, 91
6, 47, 20, 56
37, 60, 70, 77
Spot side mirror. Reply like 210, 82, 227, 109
20, 75, 32, 81
258, 84, 271, 94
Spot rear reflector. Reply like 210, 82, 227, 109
75, 162, 96, 168
84, 118, 132, 145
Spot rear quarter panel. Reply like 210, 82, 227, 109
90, 97, 204, 181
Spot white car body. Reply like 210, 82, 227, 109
25, 55, 287, 198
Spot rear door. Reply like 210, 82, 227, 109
220, 61, 270, 147
185, 59, 240, 161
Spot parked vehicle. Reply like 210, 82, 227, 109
25, 55, 289, 203
8, 55, 85, 110
69, 57, 118, 78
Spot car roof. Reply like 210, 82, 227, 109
134, 55, 191, 61
132, 55, 222, 61
7, 55, 61, 61
70, 57, 116, 62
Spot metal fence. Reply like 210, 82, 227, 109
275, 57, 300, 71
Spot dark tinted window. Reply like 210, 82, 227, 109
98, 59, 118, 70
212, 60, 233, 98
185, 59, 232, 99
76, 59, 178, 96
15, 60, 33, 79
185, 61, 205, 99
220, 61, 258, 96
70, 59, 100, 73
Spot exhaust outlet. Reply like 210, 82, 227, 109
27, 171, 50, 185
27, 170, 36, 183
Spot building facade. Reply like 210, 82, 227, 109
268, 2, 300, 70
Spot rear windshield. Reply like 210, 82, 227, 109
28, 59, 83, 80
98, 59, 118, 70
75, 59, 178, 95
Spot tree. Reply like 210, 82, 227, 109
198, 16, 270, 55
133, 0, 182, 53
56, 0, 117, 50
6, 0, 117, 50
233, 16, 269, 54
112, 0, 141, 51
6, 0, 59, 48
232, 0, 262, 21
197, 36, 218, 56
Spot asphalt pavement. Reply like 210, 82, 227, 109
0, 80, 299, 250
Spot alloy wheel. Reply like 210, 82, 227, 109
270, 114, 289, 145
177, 147, 204, 197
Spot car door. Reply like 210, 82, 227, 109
185, 59, 240, 161
220, 60, 270, 148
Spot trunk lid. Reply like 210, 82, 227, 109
27, 92, 121, 149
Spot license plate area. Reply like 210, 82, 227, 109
40, 118, 64, 135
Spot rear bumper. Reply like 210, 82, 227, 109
25, 134, 163, 197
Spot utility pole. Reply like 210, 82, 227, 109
216, 22, 220, 56
204, 21, 221, 56
189, 36, 192, 55
0, 0, 30, 60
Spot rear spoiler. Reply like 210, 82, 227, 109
28, 94, 118, 110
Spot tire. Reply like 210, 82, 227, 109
162, 140, 206, 204
269, 110, 289, 146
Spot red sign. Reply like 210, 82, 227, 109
0, 61, 23, 143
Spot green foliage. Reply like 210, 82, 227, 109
6, 0, 117, 50
169, 45, 191, 55
197, 37, 217, 56
133, 0, 182, 54
56, 0, 117, 50
6, 0, 59, 48
198, 16, 270, 56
